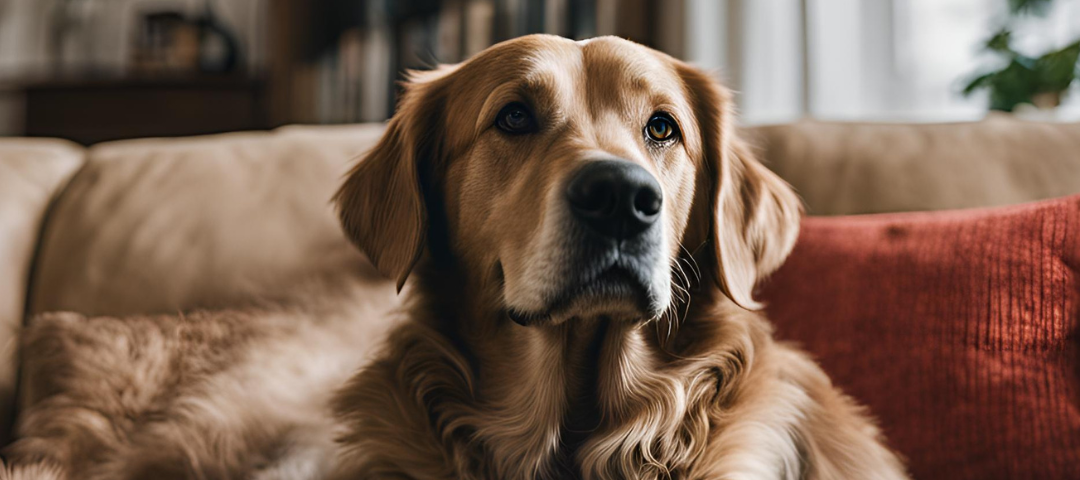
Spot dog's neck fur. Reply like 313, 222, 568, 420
375, 258, 756, 480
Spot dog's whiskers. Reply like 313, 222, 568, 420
678, 243, 702, 283
657, 260, 697, 344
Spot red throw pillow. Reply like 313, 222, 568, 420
759, 194, 1080, 480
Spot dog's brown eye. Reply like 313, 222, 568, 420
496, 103, 537, 134
645, 114, 678, 143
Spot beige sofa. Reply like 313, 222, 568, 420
2, 115, 1079, 446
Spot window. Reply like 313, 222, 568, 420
685, 0, 1080, 124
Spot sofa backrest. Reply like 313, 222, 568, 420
28, 125, 394, 318
745, 115, 1080, 215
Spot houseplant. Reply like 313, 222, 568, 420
963, 0, 1080, 112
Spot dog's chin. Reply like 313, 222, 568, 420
506, 268, 663, 326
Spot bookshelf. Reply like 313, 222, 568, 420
266, 0, 679, 125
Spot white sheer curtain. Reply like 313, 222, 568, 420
684, 0, 1080, 125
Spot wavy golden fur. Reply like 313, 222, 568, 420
2, 35, 908, 479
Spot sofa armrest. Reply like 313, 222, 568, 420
0, 138, 85, 444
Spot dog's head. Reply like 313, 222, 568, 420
336, 35, 800, 326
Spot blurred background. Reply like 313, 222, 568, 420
0, 0, 1077, 144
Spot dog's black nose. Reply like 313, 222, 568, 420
566, 160, 662, 239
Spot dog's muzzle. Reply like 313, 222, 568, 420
507, 160, 667, 326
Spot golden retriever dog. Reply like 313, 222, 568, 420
329, 35, 908, 479
1, 35, 908, 480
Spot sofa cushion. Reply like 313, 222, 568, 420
760, 194, 1080, 480
0, 139, 84, 443
746, 116, 1080, 215
29, 124, 391, 317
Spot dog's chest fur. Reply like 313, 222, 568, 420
331, 311, 746, 480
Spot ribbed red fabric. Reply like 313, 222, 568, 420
760, 194, 1080, 480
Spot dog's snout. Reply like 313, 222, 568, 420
566, 160, 662, 239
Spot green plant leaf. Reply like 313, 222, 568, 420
985, 28, 1014, 54
1009, 0, 1054, 15
1033, 40, 1080, 92
1014, 54, 1038, 69
989, 59, 1039, 111
963, 72, 996, 96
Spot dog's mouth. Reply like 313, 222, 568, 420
507, 264, 657, 326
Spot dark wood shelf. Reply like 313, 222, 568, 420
4, 74, 268, 145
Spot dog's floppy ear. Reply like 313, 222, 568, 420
679, 64, 802, 310
335, 70, 450, 291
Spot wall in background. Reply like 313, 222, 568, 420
0, 0, 266, 77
